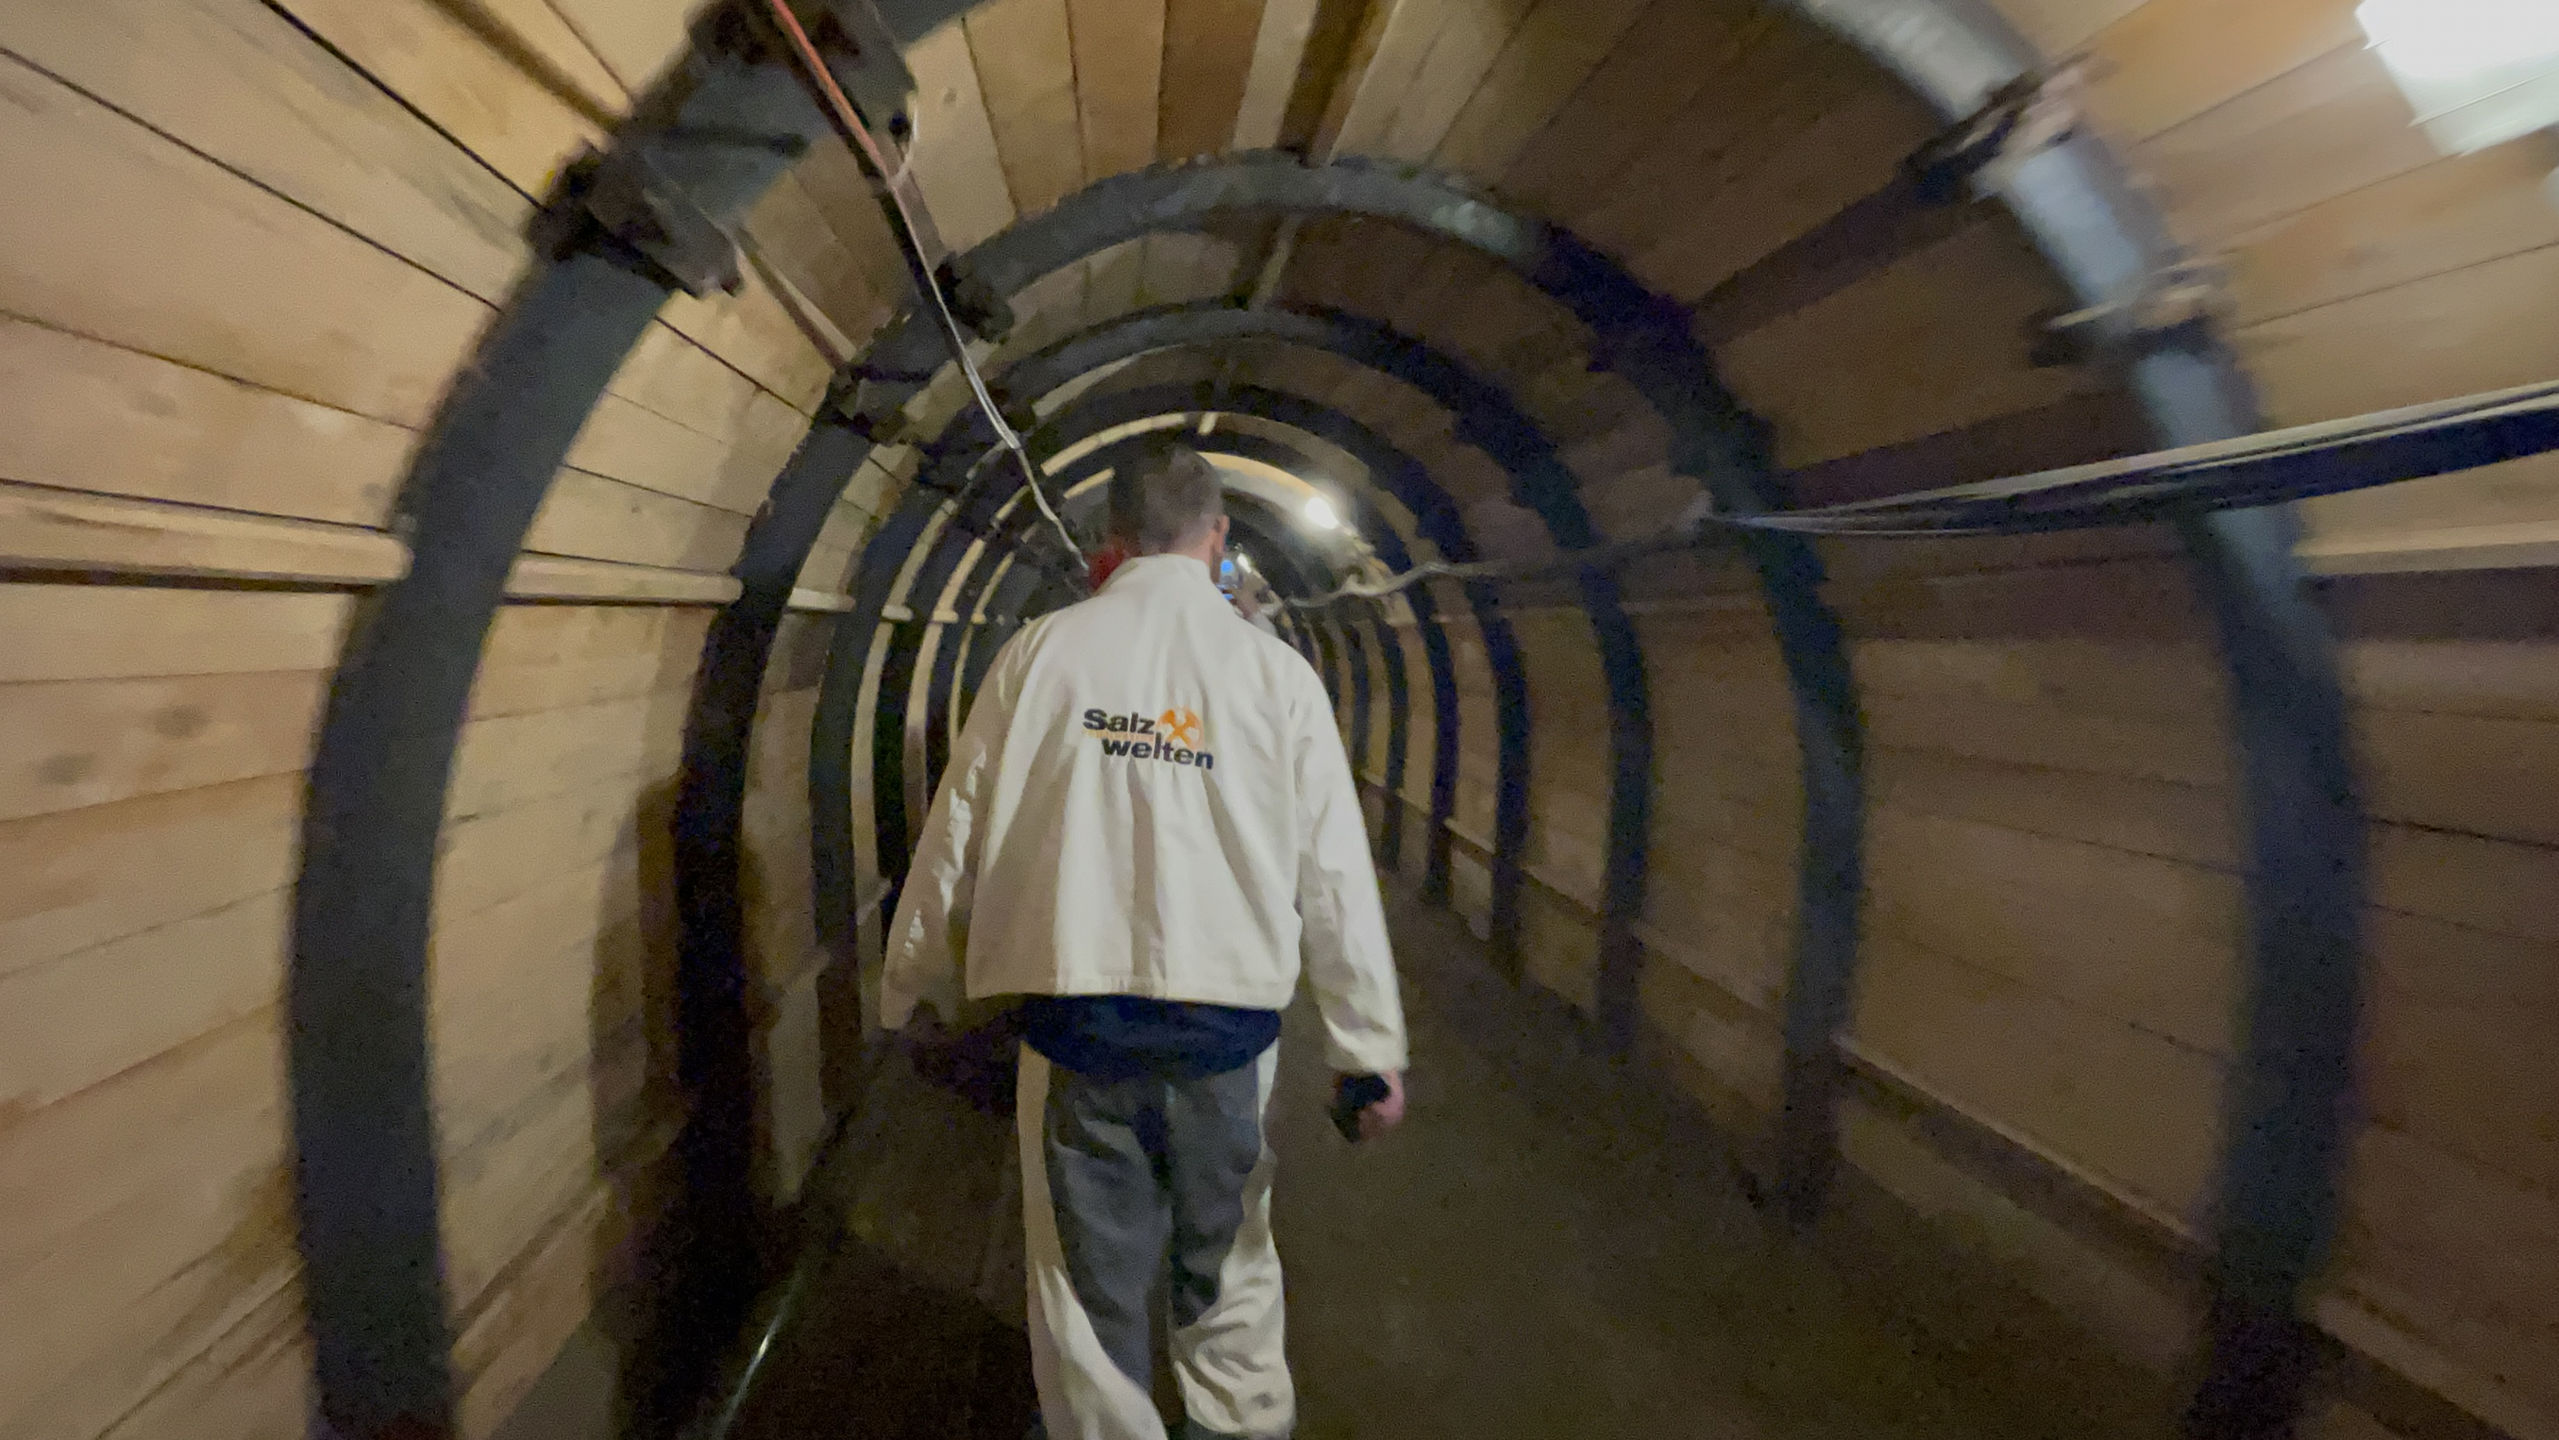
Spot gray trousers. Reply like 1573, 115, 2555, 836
1017, 1044, 1291, 1440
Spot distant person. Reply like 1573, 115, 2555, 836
882, 438, 1408, 1440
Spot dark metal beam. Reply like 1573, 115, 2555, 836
289, 23, 841, 1437
1778, 3, 2366, 1433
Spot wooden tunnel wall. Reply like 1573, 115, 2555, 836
3, 0, 2556, 1438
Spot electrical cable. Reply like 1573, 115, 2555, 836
759, 0, 1086, 576
1278, 375, 2559, 609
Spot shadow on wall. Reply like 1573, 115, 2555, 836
480, 779, 738, 1440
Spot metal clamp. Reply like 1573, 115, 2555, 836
1906, 62, 2087, 203
563, 147, 746, 297
2033, 257, 2225, 366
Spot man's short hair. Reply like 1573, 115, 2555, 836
1108, 439, 1224, 553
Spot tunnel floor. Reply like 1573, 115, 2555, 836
711, 884, 2167, 1440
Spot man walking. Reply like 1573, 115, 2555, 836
882, 441, 1408, 1440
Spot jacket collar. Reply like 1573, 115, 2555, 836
1100, 552, 1223, 606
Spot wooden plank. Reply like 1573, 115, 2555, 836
439, 786, 656, 924
523, 468, 753, 573
1862, 688, 2230, 790
0, 0, 533, 302
0, 774, 302, 976
1315, 0, 1445, 158
2361, 709, 2559, 848
1870, 744, 2237, 870
1571, 20, 1861, 264
1717, 220, 2094, 467
94, 1280, 310, 1440
272, 0, 603, 195
1228, 0, 1319, 149
1784, 389, 2154, 508
2371, 824, 2559, 946
1867, 802, 2242, 1055
2332, 1123, 2559, 1432
1491, 0, 1745, 221
541, 0, 705, 95
2362, 957, 2559, 1196
451, 0, 632, 119
0, 887, 284, 1117
1272, 0, 1374, 151
1158, 0, 1271, 160
0, 51, 492, 429
0, 1011, 293, 1440
1373, 0, 1533, 163
1850, 930, 2227, 1219
499, 549, 742, 601
0, 670, 329, 824
1642, 88, 1963, 306
1425, 0, 1650, 178
2223, 137, 2559, 328
907, 20, 1020, 253
0, 316, 414, 530
469, 604, 714, 719
446, 687, 691, 820
569, 385, 807, 517
0, 585, 354, 685
1852, 635, 2226, 721
2083, 0, 2364, 143
656, 265, 837, 415
0, 480, 409, 586
2238, 244, 2559, 427
2135, 43, 2437, 248
2344, 636, 2559, 722
450, 1135, 676, 1440
968, 0, 1087, 215
2301, 474, 2559, 570
1979, 0, 2148, 56
1069, 0, 1168, 178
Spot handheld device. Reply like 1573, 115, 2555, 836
1330, 1073, 1391, 1142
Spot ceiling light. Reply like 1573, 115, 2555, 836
1302, 494, 1340, 531
2359, 0, 2559, 154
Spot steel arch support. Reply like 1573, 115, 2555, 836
286, 29, 846, 1435
1786, 1, 2367, 1430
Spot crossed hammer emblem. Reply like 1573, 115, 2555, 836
1157, 708, 1202, 748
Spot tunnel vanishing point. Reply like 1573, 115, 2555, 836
4, 1, 2559, 1438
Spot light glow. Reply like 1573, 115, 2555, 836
1303, 494, 1340, 531
2358, 0, 2559, 154
2359, 0, 2559, 83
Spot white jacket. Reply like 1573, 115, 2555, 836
880, 553, 1408, 1074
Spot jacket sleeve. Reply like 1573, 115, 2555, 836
879, 634, 1019, 1030
1292, 669, 1409, 1074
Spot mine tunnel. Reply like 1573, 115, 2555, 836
6, 0, 2559, 1437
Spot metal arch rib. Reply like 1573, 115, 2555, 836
1776, 3, 2364, 1434
289, 31, 844, 1439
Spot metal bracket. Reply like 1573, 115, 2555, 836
818, 0, 918, 148
936, 256, 1015, 341
1906, 62, 2087, 203
2033, 257, 2226, 366
562, 147, 746, 297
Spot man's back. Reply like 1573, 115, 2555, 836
883, 551, 1405, 1077
877, 443, 1405, 1440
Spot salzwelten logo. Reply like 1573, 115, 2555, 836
1082, 706, 1215, 770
